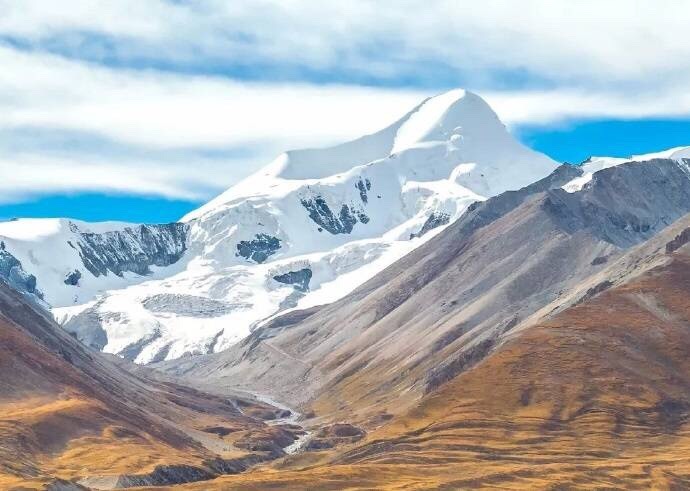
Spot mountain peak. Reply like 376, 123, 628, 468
269, 89, 512, 181
2, 88, 557, 365
390, 89, 504, 153
185, 89, 554, 220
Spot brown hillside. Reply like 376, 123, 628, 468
0, 284, 299, 490
172, 228, 690, 489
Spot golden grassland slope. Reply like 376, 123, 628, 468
0, 284, 299, 490
168, 230, 690, 489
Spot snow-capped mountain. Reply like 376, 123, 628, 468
0, 219, 187, 306
0, 89, 557, 363
562, 146, 690, 192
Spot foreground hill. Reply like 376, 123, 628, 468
165, 182, 690, 490
0, 279, 305, 489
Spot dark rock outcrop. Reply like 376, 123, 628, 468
0, 247, 42, 300
666, 227, 690, 253
410, 212, 450, 239
63, 269, 82, 286
45, 478, 89, 490
273, 268, 313, 292
114, 464, 215, 488
576, 280, 614, 305
117, 329, 162, 362
301, 196, 368, 234
425, 338, 496, 393
204, 454, 271, 475
356, 178, 372, 204
236, 234, 281, 263
73, 222, 188, 278
305, 423, 366, 451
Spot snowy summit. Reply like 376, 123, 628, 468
0, 89, 556, 363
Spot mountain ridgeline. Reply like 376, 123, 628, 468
162, 156, 690, 411
4, 87, 690, 489
0, 221, 188, 303
0, 89, 558, 364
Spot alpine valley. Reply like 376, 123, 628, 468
5, 89, 690, 489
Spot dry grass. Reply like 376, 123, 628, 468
169, 255, 690, 489
0, 288, 290, 489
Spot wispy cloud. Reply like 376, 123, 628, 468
2, 1, 690, 205
486, 89, 690, 126
0, 46, 425, 149
0, 45, 425, 201
4, 0, 690, 88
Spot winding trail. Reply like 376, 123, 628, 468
263, 341, 311, 367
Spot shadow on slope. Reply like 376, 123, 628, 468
0, 281, 302, 490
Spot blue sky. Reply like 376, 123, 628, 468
519, 119, 690, 165
1, 1, 690, 223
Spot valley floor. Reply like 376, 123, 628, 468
7, 251, 690, 489
7, 158, 690, 489
144, 252, 690, 489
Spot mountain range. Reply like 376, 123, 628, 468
0, 89, 555, 364
4, 90, 690, 489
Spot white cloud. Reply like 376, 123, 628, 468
0, 46, 427, 203
3, 0, 690, 88
0, 153, 256, 204
2, 1, 690, 207
0, 46, 425, 149
485, 89, 690, 126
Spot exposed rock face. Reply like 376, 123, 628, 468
305, 423, 366, 451
425, 337, 496, 392
236, 233, 281, 263
355, 178, 372, 204
45, 478, 89, 490
102, 455, 281, 488
273, 268, 313, 292
278, 290, 306, 310
666, 227, 690, 253
0, 246, 42, 300
112, 465, 216, 488
62, 302, 110, 351
576, 280, 614, 305
73, 222, 188, 277
63, 269, 81, 286
542, 159, 690, 248
204, 455, 270, 475
410, 212, 450, 239
105, 453, 277, 488
300, 196, 368, 234
116, 329, 163, 362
